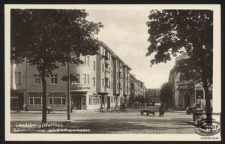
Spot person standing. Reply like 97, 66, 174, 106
25, 104, 28, 113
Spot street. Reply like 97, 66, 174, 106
11, 109, 197, 134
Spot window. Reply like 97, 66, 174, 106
49, 97, 65, 105
111, 82, 113, 89
87, 74, 89, 84
86, 56, 90, 66
29, 97, 42, 105
97, 97, 100, 104
93, 77, 95, 86
93, 97, 97, 105
89, 97, 93, 105
102, 48, 104, 56
34, 74, 41, 85
102, 79, 104, 87
50, 74, 58, 84
102, 63, 104, 72
81, 74, 86, 84
71, 74, 80, 85
93, 61, 96, 70
15, 72, 22, 85
111, 96, 113, 103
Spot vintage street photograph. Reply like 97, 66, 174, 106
5, 4, 221, 141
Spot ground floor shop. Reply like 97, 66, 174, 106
11, 90, 127, 111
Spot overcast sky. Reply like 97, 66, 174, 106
86, 10, 176, 89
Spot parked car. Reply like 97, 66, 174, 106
186, 104, 199, 114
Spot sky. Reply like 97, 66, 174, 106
86, 10, 176, 89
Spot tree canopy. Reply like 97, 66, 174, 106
11, 9, 103, 75
11, 9, 103, 123
160, 82, 173, 105
146, 10, 213, 113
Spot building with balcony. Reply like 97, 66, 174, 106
10, 41, 133, 111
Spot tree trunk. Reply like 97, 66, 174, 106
41, 73, 47, 123
201, 67, 212, 119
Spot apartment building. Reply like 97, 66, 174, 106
10, 41, 133, 111
130, 74, 145, 108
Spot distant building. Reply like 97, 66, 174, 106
145, 88, 161, 104
129, 74, 145, 107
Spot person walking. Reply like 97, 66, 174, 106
25, 105, 28, 113
159, 104, 165, 117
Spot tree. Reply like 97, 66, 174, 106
146, 10, 213, 115
11, 9, 103, 123
160, 82, 173, 106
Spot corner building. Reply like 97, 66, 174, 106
10, 41, 132, 111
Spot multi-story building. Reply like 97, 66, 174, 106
10, 41, 133, 111
169, 54, 212, 109
129, 74, 145, 108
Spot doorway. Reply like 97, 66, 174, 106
71, 96, 86, 110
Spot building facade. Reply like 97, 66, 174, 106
169, 54, 213, 109
129, 74, 145, 108
145, 88, 161, 104
11, 41, 134, 111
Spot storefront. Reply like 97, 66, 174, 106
11, 91, 25, 110
27, 91, 67, 111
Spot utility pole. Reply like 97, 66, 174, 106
67, 61, 70, 120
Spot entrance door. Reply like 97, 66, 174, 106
11, 93, 24, 110
81, 97, 86, 110
72, 97, 81, 110
107, 97, 110, 110
184, 94, 190, 109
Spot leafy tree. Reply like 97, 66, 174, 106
11, 9, 103, 123
160, 82, 173, 106
146, 10, 213, 115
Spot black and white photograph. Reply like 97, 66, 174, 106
5, 4, 221, 141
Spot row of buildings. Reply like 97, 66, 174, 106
169, 54, 212, 110
11, 41, 145, 111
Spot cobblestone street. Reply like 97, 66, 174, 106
11, 110, 197, 134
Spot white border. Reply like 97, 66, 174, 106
5, 4, 221, 141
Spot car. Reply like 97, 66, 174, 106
186, 104, 199, 114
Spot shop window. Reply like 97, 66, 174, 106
111, 96, 113, 103
49, 97, 65, 105
15, 72, 22, 85
93, 97, 97, 105
97, 97, 100, 104
34, 74, 41, 85
29, 97, 42, 105
89, 97, 93, 105
50, 74, 58, 85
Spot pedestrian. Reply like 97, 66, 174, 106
47, 105, 51, 113
159, 104, 165, 117
25, 105, 28, 113
71, 104, 74, 113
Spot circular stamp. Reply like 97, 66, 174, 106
195, 119, 221, 136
